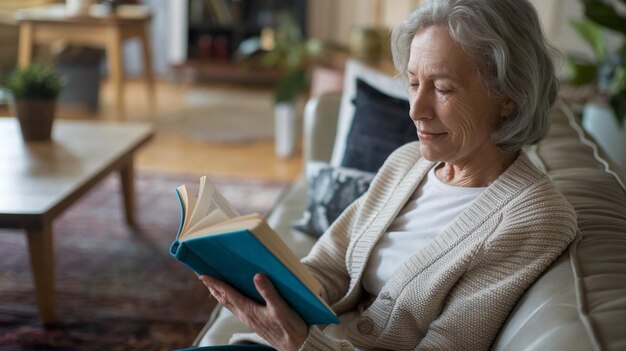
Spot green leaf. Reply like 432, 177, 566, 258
619, 42, 626, 57
274, 69, 307, 103
259, 49, 284, 68
608, 66, 626, 95
566, 55, 598, 85
286, 44, 306, 70
2, 63, 62, 100
570, 20, 606, 61
583, 0, 626, 36
306, 39, 324, 56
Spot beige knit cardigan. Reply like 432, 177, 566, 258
233, 142, 577, 351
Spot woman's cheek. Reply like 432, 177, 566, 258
444, 99, 479, 138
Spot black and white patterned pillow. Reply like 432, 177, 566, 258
293, 162, 375, 238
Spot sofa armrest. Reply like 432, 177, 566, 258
303, 92, 342, 164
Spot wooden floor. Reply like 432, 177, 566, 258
1, 79, 304, 183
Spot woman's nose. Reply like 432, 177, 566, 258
409, 87, 433, 121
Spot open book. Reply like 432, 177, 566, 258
169, 176, 339, 326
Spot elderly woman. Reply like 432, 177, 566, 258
199, 0, 577, 350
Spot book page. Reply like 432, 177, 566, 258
183, 176, 240, 237
176, 185, 196, 235
182, 213, 262, 241
186, 208, 231, 236
210, 182, 239, 218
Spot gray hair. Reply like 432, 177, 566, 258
391, 0, 559, 151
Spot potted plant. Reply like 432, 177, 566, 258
237, 13, 322, 158
567, 0, 626, 170
3, 63, 62, 141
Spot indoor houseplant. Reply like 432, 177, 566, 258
567, 0, 626, 170
3, 63, 62, 141
237, 13, 322, 158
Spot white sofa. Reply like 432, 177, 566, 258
195, 64, 626, 350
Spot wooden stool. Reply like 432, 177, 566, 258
16, 4, 155, 120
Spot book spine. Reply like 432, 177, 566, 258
169, 241, 226, 281
175, 189, 185, 239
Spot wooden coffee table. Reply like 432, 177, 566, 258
0, 118, 154, 325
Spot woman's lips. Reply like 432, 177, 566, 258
417, 130, 446, 140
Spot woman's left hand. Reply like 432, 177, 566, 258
199, 273, 308, 351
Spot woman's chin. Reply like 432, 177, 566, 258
418, 144, 442, 162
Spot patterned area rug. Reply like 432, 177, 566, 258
0, 172, 289, 351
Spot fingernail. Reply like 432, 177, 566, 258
255, 274, 267, 287
208, 287, 216, 296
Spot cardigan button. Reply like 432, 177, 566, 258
356, 316, 374, 334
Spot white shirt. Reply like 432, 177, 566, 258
362, 165, 486, 295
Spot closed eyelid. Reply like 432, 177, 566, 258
408, 73, 459, 88
435, 83, 454, 90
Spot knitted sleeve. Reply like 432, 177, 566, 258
416, 183, 577, 351
301, 142, 421, 306
300, 193, 365, 306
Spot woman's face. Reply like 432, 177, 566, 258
407, 25, 509, 165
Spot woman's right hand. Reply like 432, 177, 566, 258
199, 273, 308, 351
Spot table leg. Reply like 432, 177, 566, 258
139, 23, 156, 112
119, 159, 136, 226
26, 224, 56, 325
18, 22, 34, 68
107, 27, 125, 120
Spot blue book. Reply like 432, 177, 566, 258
169, 176, 339, 326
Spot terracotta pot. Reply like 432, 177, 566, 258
10, 99, 57, 141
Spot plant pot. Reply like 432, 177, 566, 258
10, 99, 57, 141
582, 102, 626, 172
274, 102, 297, 158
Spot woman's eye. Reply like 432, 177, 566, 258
435, 86, 452, 94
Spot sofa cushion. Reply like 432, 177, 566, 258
340, 78, 415, 173
293, 161, 375, 237
330, 59, 408, 167
492, 100, 626, 351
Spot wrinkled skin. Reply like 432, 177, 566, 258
408, 25, 517, 187
199, 274, 308, 351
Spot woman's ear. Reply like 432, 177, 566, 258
500, 98, 516, 118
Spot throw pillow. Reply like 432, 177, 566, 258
330, 59, 409, 166
293, 161, 375, 238
341, 78, 416, 172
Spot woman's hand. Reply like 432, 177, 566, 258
199, 273, 308, 351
